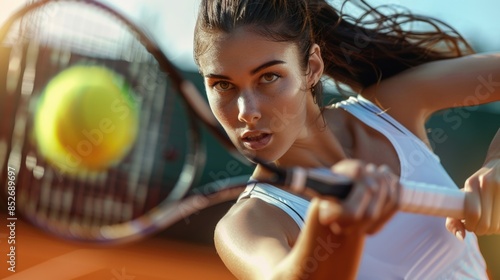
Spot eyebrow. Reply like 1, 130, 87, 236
204, 60, 286, 79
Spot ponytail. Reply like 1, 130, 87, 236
308, 0, 474, 90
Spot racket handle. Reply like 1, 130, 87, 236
286, 167, 465, 219
287, 167, 353, 199
400, 180, 465, 219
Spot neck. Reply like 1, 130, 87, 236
251, 104, 347, 180
275, 136, 347, 168
275, 107, 347, 169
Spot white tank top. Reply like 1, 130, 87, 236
238, 96, 487, 279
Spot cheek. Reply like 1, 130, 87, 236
207, 94, 237, 129
268, 83, 307, 132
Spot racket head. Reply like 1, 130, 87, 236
0, 0, 207, 244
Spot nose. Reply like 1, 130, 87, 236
237, 91, 261, 124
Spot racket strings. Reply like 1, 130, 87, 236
0, 0, 199, 239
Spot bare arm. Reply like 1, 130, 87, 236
412, 52, 500, 116
215, 160, 401, 280
365, 52, 500, 126
214, 198, 294, 280
274, 199, 366, 280
214, 198, 365, 280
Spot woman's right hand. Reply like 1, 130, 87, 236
317, 159, 401, 236
279, 160, 401, 280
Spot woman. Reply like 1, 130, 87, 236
193, 0, 500, 279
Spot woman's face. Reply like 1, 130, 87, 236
198, 27, 320, 162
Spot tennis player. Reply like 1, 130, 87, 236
192, 0, 500, 278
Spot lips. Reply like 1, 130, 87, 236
241, 131, 272, 150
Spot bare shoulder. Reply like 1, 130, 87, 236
214, 197, 300, 279
219, 197, 300, 240
324, 106, 402, 174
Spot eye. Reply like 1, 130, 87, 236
260, 73, 280, 84
213, 81, 234, 92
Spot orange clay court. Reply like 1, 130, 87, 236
1, 203, 500, 279
0, 211, 236, 280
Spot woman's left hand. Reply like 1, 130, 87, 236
446, 158, 500, 239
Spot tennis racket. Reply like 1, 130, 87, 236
0, 0, 466, 245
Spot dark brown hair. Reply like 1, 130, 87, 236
194, 0, 474, 100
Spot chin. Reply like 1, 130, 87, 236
240, 149, 282, 164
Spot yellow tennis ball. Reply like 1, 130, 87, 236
34, 65, 140, 175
